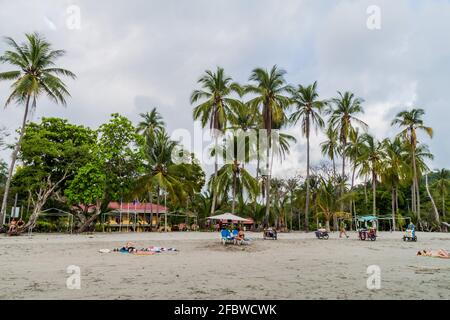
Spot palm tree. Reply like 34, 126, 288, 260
289, 81, 325, 231
321, 125, 340, 176
245, 65, 291, 226
135, 130, 196, 229
358, 134, 383, 216
391, 108, 433, 221
213, 131, 259, 214
380, 137, 408, 230
0, 33, 76, 227
190, 67, 240, 215
328, 91, 367, 222
432, 169, 449, 217
346, 129, 364, 226
136, 108, 165, 141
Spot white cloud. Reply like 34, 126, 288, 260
0, 0, 448, 174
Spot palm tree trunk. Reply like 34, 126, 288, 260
264, 139, 271, 227
391, 188, 396, 231
304, 129, 310, 232
364, 175, 368, 207
350, 166, 356, 230
210, 135, 219, 215
232, 169, 237, 214
372, 171, 377, 216
332, 157, 336, 177
412, 147, 419, 220
156, 185, 160, 230
0, 94, 31, 228
425, 174, 440, 225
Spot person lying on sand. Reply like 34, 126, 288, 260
417, 249, 449, 258
114, 242, 136, 253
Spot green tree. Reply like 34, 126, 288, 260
432, 169, 449, 217
136, 107, 165, 142
289, 81, 325, 231
392, 108, 433, 221
0, 33, 76, 227
13, 118, 95, 231
213, 132, 259, 214
380, 137, 408, 230
328, 91, 367, 221
246, 65, 291, 226
358, 133, 383, 216
191, 67, 240, 215
321, 125, 340, 177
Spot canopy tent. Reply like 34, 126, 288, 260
207, 213, 253, 224
357, 215, 378, 222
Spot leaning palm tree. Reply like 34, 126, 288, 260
289, 81, 325, 231
136, 108, 165, 141
328, 91, 367, 214
0, 33, 76, 227
190, 67, 240, 215
245, 65, 291, 226
391, 108, 433, 221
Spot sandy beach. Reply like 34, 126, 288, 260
0, 231, 449, 300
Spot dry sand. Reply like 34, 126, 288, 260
0, 231, 449, 300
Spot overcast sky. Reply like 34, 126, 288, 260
0, 0, 449, 178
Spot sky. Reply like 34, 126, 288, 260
0, 0, 449, 178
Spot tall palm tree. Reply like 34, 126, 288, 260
380, 137, 408, 230
321, 125, 340, 176
135, 130, 196, 228
0, 33, 76, 227
328, 91, 367, 215
358, 134, 383, 216
289, 81, 325, 231
136, 108, 165, 141
346, 129, 364, 227
432, 169, 449, 217
391, 108, 433, 221
245, 65, 291, 226
190, 67, 240, 215
212, 131, 259, 214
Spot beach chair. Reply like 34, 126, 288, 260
220, 229, 234, 245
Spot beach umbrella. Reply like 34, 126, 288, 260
207, 213, 252, 223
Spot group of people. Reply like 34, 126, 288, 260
7, 218, 25, 234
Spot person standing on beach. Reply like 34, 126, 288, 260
339, 221, 349, 238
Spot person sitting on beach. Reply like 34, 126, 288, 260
17, 218, 24, 229
417, 249, 449, 258
235, 228, 245, 241
8, 219, 17, 233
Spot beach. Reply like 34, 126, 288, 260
0, 231, 449, 300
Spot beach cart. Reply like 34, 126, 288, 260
356, 216, 378, 241
263, 228, 277, 240
403, 223, 417, 242
315, 230, 329, 240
